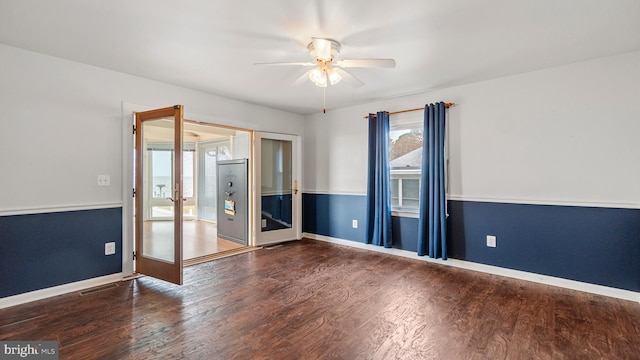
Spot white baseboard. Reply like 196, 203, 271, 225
0, 273, 124, 309
303, 233, 640, 303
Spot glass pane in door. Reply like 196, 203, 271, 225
260, 138, 292, 232
142, 118, 175, 263
150, 148, 174, 218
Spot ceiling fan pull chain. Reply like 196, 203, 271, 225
323, 87, 326, 114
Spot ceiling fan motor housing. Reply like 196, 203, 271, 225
308, 38, 341, 62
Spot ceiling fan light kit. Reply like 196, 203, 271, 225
306, 38, 343, 87
307, 63, 342, 87
327, 68, 341, 85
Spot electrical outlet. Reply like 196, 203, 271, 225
486, 235, 497, 248
352, 220, 358, 228
97, 175, 111, 186
105, 242, 116, 255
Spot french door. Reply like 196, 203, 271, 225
134, 105, 184, 285
254, 132, 301, 246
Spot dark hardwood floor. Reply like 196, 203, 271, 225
1, 239, 639, 359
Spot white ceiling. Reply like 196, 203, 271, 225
1, 0, 639, 115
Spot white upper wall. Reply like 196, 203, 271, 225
303, 51, 640, 208
0, 44, 304, 211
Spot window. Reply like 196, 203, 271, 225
182, 150, 194, 198
150, 149, 172, 199
389, 116, 423, 212
197, 140, 231, 222
146, 143, 196, 219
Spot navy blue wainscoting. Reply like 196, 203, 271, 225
302, 193, 367, 241
302, 193, 640, 292
391, 216, 419, 252
302, 193, 418, 250
0, 207, 123, 298
447, 200, 640, 292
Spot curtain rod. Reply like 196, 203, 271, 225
363, 102, 455, 119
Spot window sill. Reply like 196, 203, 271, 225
391, 209, 419, 219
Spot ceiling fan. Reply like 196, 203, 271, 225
255, 37, 396, 88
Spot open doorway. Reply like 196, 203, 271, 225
125, 104, 302, 283
138, 118, 252, 264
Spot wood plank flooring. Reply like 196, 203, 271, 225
1, 239, 639, 359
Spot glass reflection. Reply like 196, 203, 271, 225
261, 139, 292, 232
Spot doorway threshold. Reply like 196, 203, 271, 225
184, 246, 260, 267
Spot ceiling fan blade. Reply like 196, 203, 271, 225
334, 68, 364, 88
312, 37, 332, 60
254, 61, 316, 66
292, 69, 314, 86
336, 59, 396, 68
